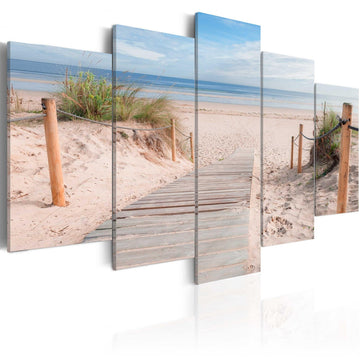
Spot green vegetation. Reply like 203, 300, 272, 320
8, 86, 25, 113
57, 71, 112, 121
56, 70, 192, 158
314, 105, 342, 178
57, 70, 174, 130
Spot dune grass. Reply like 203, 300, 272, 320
314, 108, 341, 178
57, 71, 112, 121
57, 70, 174, 130
316, 109, 341, 160
8, 86, 25, 113
56, 70, 192, 158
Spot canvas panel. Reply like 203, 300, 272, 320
195, 13, 261, 284
112, 25, 195, 270
315, 83, 359, 216
7, 42, 112, 251
261, 52, 315, 247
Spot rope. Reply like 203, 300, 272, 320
300, 116, 348, 141
8, 113, 46, 123
57, 109, 172, 132
301, 123, 341, 141
179, 136, 191, 143
175, 127, 189, 137
349, 125, 359, 132
11, 109, 190, 137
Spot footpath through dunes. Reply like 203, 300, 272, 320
85, 149, 255, 279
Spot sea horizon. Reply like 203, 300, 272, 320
10, 59, 359, 112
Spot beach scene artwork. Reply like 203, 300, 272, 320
315, 84, 359, 216
261, 52, 315, 246
111, 25, 195, 270
195, 13, 261, 284
7, 42, 112, 251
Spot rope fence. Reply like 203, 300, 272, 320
57, 109, 172, 131
349, 125, 359, 132
56, 110, 194, 162
9, 98, 194, 207
290, 102, 356, 214
8, 113, 46, 122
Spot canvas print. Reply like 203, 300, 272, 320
111, 25, 195, 270
261, 52, 314, 247
195, 13, 261, 284
7, 42, 112, 251
315, 84, 359, 215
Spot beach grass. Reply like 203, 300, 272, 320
57, 70, 176, 131
57, 71, 112, 121
55, 70, 192, 158
133, 96, 173, 126
315, 109, 341, 178
8, 86, 25, 113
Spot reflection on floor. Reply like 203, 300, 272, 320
113, 273, 360, 359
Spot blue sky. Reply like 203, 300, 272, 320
114, 25, 194, 80
196, 13, 261, 87
8, 42, 111, 69
316, 83, 359, 115
316, 83, 359, 99
262, 52, 314, 93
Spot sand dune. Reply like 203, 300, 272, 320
9, 92, 357, 251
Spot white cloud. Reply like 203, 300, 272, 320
197, 40, 261, 86
116, 40, 165, 61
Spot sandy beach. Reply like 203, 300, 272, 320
262, 107, 315, 246
10, 90, 344, 251
9, 92, 194, 251
315, 136, 359, 216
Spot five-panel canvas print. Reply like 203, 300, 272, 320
6, 12, 359, 284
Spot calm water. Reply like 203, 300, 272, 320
11, 59, 354, 112
8, 59, 112, 92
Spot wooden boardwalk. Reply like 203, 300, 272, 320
196, 149, 254, 283
85, 149, 254, 282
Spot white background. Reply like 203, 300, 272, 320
1, 1, 360, 359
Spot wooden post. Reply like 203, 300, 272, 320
42, 98, 66, 207
290, 136, 294, 169
190, 132, 194, 163
337, 103, 352, 214
298, 124, 303, 173
65, 68, 68, 88
171, 119, 176, 162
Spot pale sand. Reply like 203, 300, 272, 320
315, 137, 358, 216
262, 107, 315, 246
9, 92, 194, 251
10, 91, 341, 252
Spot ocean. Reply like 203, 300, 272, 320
9, 59, 357, 113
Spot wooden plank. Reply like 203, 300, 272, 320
195, 149, 254, 284
85, 148, 255, 279
86, 212, 248, 242
125, 198, 246, 211
116, 231, 194, 252
197, 262, 248, 284
198, 236, 248, 255
114, 223, 248, 247
119, 201, 250, 217
115, 242, 194, 269
116, 208, 247, 223
198, 248, 249, 271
